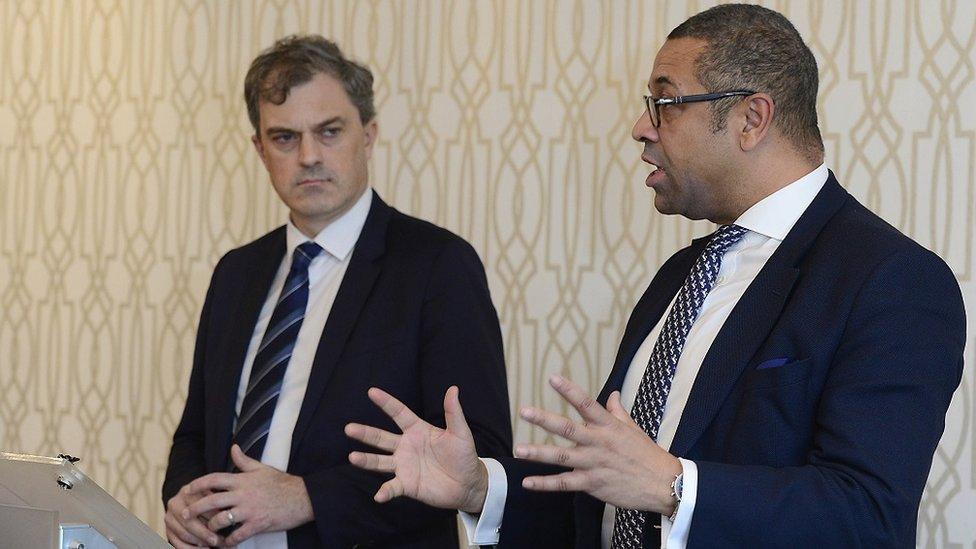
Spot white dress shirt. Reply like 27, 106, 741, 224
232, 188, 372, 549
463, 165, 828, 548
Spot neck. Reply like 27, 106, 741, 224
713, 151, 821, 224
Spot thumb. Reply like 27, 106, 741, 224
444, 386, 473, 441
606, 391, 631, 422
231, 444, 263, 472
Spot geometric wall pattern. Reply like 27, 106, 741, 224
0, 1, 972, 545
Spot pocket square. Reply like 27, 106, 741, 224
756, 357, 791, 370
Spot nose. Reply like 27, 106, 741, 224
631, 109, 660, 144
298, 134, 322, 167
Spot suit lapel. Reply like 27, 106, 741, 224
289, 192, 391, 458
669, 174, 850, 456
579, 236, 712, 547
597, 238, 708, 404
209, 228, 286, 467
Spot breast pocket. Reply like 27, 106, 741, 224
742, 357, 814, 392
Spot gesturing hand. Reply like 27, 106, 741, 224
515, 375, 681, 514
344, 386, 489, 514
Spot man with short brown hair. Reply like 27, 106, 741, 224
162, 35, 512, 548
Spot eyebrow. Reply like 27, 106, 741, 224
314, 116, 344, 130
652, 75, 678, 89
264, 116, 344, 135
264, 125, 296, 136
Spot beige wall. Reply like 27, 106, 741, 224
0, 0, 973, 545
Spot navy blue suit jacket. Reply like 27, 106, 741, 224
163, 191, 513, 548
497, 174, 966, 548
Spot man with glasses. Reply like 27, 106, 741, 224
345, 4, 965, 548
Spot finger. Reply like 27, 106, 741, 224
607, 392, 645, 434
224, 518, 262, 546
348, 451, 396, 473
368, 387, 422, 431
169, 538, 204, 549
167, 530, 206, 549
549, 374, 612, 426
207, 508, 239, 533
165, 514, 207, 547
606, 391, 631, 422
187, 472, 238, 494
374, 477, 404, 503
519, 406, 594, 445
514, 443, 589, 468
444, 386, 473, 439
522, 470, 588, 492
177, 513, 222, 547
344, 422, 400, 452
185, 490, 238, 519
230, 444, 264, 472
178, 482, 205, 500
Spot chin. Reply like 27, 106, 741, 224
652, 194, 678, 216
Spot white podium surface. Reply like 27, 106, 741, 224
0, 452, 168, 549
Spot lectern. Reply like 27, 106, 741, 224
0, 452, 168, 549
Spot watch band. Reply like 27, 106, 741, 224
667, 472, 684, 523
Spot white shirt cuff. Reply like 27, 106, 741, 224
663, 458, 698, 548
458, 457, 507, 546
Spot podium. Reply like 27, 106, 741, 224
0, 452, 169, 549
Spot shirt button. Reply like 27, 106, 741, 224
715, 276, 726, 285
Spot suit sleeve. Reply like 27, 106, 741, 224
162, 256, 225, 504
496, 458, 576, 548
419, 238, 513, 457
304, 237, 514, 546
688, 248, 966, 548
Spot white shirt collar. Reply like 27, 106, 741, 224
285, 187, 373, 261
733, 163, 828, 241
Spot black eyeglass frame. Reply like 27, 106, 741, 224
643, 90, 756, 127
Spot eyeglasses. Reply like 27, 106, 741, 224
643, 90, 756, 127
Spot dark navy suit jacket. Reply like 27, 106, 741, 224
163, 191, 513, 548
496, 174, 966, 548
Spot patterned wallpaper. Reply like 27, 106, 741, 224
0, 0, 973, 545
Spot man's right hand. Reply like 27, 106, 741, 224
345, 385, 489, 514
164, 483, 221, 548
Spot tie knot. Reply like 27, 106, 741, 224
293, 241, 323, 270
705, 224, 747, 256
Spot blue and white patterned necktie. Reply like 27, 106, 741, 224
232, 241, 322, 464
611, 224, 747, 548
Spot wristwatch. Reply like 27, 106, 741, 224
668, 473, 684, 522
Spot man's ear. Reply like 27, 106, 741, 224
739, 93, 774, 152
251, 133, 268, 166
362, 118, 378, 160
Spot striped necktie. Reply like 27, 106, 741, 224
611, 224, 747, 548
232, 241, 323, 464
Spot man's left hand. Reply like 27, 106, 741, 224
183, 444, 314, 546
515, 374, 682, 514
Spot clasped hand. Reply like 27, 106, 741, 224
164, 444, 313, 547
345, 375, 680, 515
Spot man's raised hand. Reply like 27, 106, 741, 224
344, 386, 489, 514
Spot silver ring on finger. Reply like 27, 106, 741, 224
226, 510, 236, 527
